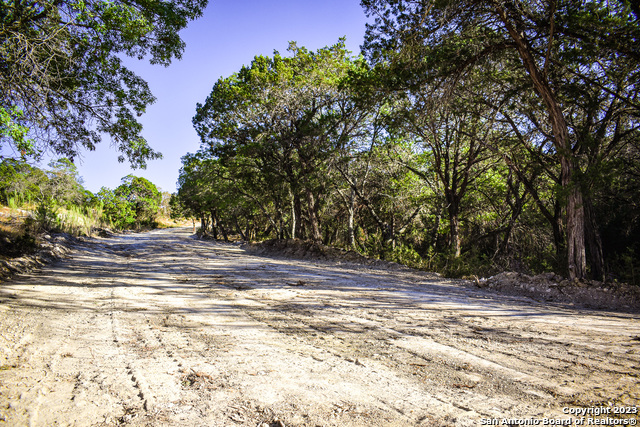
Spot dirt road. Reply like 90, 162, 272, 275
0, 228, 638, 426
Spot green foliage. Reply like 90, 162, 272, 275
0, 106, 34, 157
7, 197, 17, 210
168, 193, 187, 220
360, 0, 640, 281
45, 158, 85, 207
178, 6, 640, 286
0, 159, 47, 204
612, 249, 639, 287
1, 0, 208, 167
114, 175, 161, 227
33, 198, 59, 231
439, 253, 489, 279
192, 40, 370, 241
0, 157, 89, 211
0, 160, 164, 256
96, 187, 134, 229
387, 244, 423, 269
55, 204, 103, 236
94, 175, 161, 229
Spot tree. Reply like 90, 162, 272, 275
177, 151, 223, 236
193, 40, 370, 242
384, 84, 501, 257
159, 191, 172, 217
97, 187, 135, 229
45, 158, 84, 207
0, 0, 208, 166
361, 0, 640, 279
0, 157, 87, 208
0, 158, 48, 204
114, 175, 161, 227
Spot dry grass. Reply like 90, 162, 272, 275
1, 204, 105, 238
0, 206, 28, 238
155, 216, 192, 229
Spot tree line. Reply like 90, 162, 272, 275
175, 1, 640, 284
0, 158, 163, 234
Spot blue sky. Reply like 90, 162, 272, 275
75, 0, 370, 193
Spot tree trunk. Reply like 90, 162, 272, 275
234, 217, 247, 241
497, 176, 526, 256
445, 190, 461, 257
497, 218, 515, 257
290, 196, 296, 239
552, 201, 565, 259
278, 209, 286, 239
432, 209, 442, 252
450, 214, 461, 258
496, 3, 587, 279
292, 192, 303, 239
305, 188, 322, 242
387, 216, 396, 249
210, 210, 219, 240
566, 186, 586, 279
347, 188, 356, 249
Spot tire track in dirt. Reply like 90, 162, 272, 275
0, 246, 152, 425
223, 296, 556, 419
168, 229, 640, 420
130, 237, 476, 425
183, 240, 640, 419
342, 305, 639, 400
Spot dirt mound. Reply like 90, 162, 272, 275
477, 272, 640, 312
248, 239, 640, 313
245, 239, 404, 269
0, 233, 75, 281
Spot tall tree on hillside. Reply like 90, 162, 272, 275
45, 158, 84, 207
1, 0, 208, 166
361, 0, 640, 279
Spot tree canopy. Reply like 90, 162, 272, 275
361, 0, 640, 280
0, 0, 208, 167
192, 41, 371, 241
